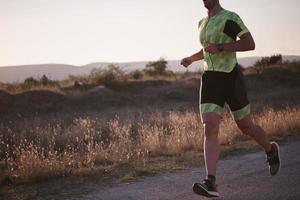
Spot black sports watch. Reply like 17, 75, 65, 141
216, 44, 224, 52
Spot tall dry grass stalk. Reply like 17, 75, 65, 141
255, 107, 300, 136
0, 106, 299, 183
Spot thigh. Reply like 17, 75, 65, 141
225, 66, 249, 112
200, 72, 225, 108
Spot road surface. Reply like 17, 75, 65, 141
79, 140, 300, 200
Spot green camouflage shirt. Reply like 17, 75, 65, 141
199, 9, 249, 72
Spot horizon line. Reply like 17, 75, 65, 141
1, 54, 300, 68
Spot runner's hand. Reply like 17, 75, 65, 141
205, 44, 219, 54
181, 57, 193, 68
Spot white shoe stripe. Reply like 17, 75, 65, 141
207, 191, 220, 196
198, 183, 220, 197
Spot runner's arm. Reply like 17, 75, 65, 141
205, 32, 255, 54
223, 32, 255, 52
189, 49, 204, 62
181, 49, 204, 67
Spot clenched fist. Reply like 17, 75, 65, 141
181, 57, 193, 68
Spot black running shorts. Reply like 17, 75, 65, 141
200, 65, 250, 120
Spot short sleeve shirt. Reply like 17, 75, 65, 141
199, 9, 249, 72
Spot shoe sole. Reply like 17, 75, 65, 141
270, 141, 281, 176
193, 183, 219, 198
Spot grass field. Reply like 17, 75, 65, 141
0, 61, 299, 188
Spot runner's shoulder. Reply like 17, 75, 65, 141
197, 10, 243, 28
222, 9, 243, 21
198, 18, 206, 28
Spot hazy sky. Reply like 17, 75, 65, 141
1, 0, 300, 66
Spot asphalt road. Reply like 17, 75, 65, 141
80, 140, 300, 200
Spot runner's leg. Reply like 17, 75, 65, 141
202, 112, 221, 177
236, 115, 271, 152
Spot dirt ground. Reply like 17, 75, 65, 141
79, 139, 300, 200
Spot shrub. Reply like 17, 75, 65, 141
21, 75, 59, 90
89, 64, 126, 88
131, 70, 143, 80
253, 54, 283, 75
254, 54, 282, 67
40, 75, 50, 85
269, 54, 282, 65
24, 77, 39, 87
144, 58, 168, 76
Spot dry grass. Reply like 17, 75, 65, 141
0, 84, 63, 95
0, 106, 299, 185
0, 61, 299, 186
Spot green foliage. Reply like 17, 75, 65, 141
40, 75, 50, 85
89, 64, 126, 88
131, 70, 143, 80
253, 54, 283, 75
281, 60, 300, 72
24, 77, 39, 86
254, 54, 282, 67
22, 75, 59, 90
270, 54, 282, 64
144, 58, 169, 76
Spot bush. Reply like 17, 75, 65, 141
39, 75, 59, 87
21, 75, 59, 90
90, 64, 126, 88
254, 54, 282, 67
40, 75, 50, 85
253, 54, 283, 75
131, 70, 143, 80
24, 77, 39, 86
269, 54, 282, 64
144, 58, 168, 76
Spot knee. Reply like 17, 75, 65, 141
203, 121, 219, 138
202, 113, 220, 138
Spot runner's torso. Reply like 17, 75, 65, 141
199, 9, 249, 72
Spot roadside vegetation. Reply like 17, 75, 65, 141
0, 55, 299, 189
1, 106, 299, 185
0, 57, 176, 93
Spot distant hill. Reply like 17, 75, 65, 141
0, 55, 299, 83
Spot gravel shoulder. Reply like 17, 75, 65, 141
81, 140, 300, 200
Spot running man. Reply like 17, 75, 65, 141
181, 0, 281, 198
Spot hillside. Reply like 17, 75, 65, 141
1, 55, 299, 83
0, 62, 299, 121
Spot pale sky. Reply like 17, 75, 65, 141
1, 0, 300, 66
